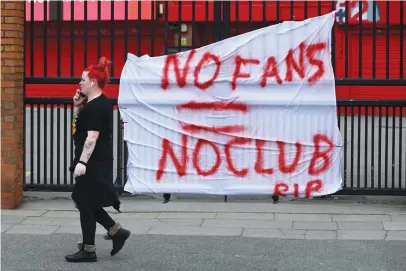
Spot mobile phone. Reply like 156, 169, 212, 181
79, 92, 86, 97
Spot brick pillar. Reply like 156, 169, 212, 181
1, 1, 25, 209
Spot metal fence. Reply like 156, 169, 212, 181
24, 1, 405, 195
23, 98, 406, 194
24, 99, 127, 192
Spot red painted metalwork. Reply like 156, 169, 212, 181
25, 1, 406, 100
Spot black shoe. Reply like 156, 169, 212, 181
65, 244, 97, 262
110, 228, 131, 256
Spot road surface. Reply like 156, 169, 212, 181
2, 234, 406, 271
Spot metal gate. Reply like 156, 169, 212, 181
24, 1, 406, 195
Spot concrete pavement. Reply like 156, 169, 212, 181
2, 194, 406, 241
2, 194, 406, 270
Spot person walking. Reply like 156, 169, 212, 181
65, 56, 130, 262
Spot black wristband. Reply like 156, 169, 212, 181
77, 161, 87, 167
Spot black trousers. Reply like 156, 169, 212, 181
79, 206, 116, 245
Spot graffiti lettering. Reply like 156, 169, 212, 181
156, 134, 335, 180
161, 42, 328, 91
273, 180, 323, 198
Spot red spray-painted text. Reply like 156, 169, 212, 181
161, 41, 327, 91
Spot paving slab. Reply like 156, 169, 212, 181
273, 229, 307, 239
241, 228, 282, 238
5, 224, 59, 235
158, 218, 204, 226
54, 224, 108, 235
242, 229, 306, 239
385, 231, 406, 241
116, 201, 406, 215
383, 222, 406, 231
201, 219, 292, 229
305, 230, 337, 240
274, 213, 332, 221
1, 224, 14, 233
337, 230, 386, 240
390, 214, 406, 222
337, 221, 383, 230
1, 209, 48, 217
4, 197, 405, 242
117, 218, 204, 228
1, 215, 27, 224
157, 212, 216, 219
17, 199, 406, 215
332, 214, 391, 222
20, 217, 77, 226
18, 200, 77, 211
54, 224, 151, 235
215, 212, 274, 220
41, 211, 80, 218
147, 226, 243, 236
293, 221, 338, 230
121, 225, 152, 234
111, 212, 160, 219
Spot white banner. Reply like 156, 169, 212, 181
118, 12, 343, 198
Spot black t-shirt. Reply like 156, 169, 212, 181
72, 94, 113, 163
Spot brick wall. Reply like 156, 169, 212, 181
1, 2, 25, 209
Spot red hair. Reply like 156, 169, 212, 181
85, 56, 111, 89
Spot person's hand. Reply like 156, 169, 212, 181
74, 163, 86, 177
73, 89, 86, 107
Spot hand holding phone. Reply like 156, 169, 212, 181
73, 89, 87, 106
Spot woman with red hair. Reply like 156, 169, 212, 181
65, 57, 130, 262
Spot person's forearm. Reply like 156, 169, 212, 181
79, 136, 97, 163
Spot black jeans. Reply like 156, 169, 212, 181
79, 206, 116, 246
